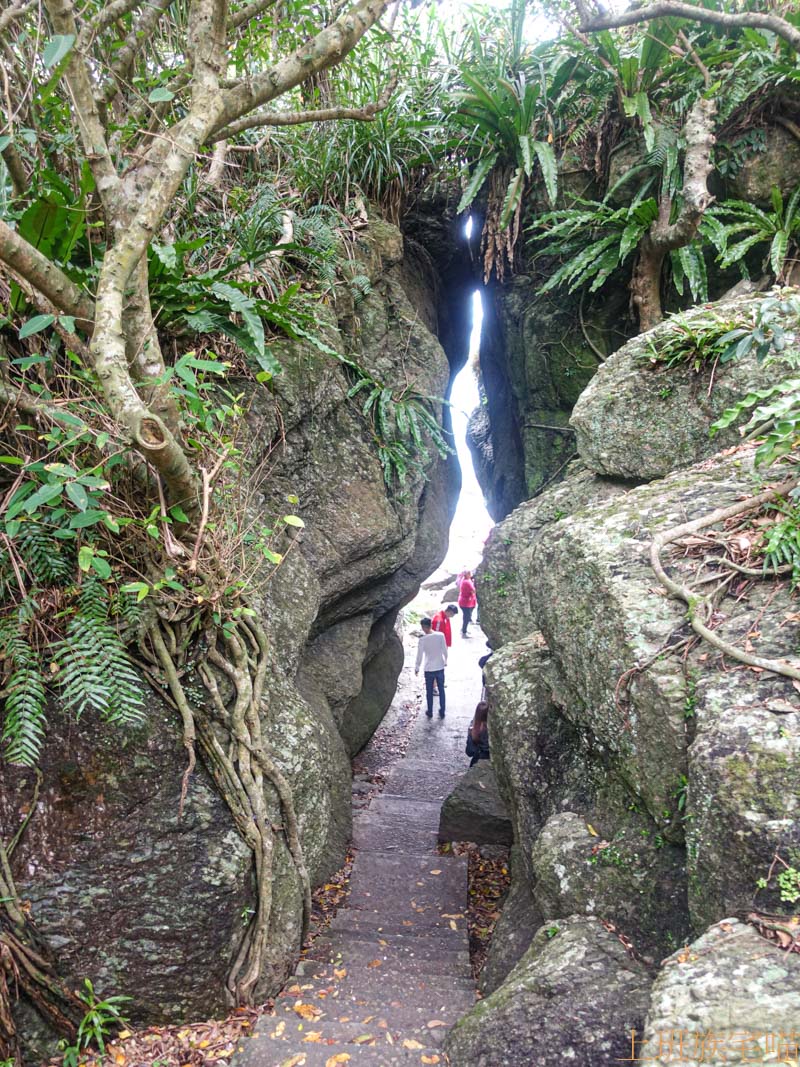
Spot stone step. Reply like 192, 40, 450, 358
329, 908, 467, 938
271, 969, 473, 1014
301, 937, 471, 979
366, 796, 444, 823
262, 993, 461, 1046
236, 1022, 451, 1066
351, 821, 441, 854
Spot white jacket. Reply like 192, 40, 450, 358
415, 631, 448, 672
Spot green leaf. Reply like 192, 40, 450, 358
78, 545, 93, 572
499, 166, 525, 230
121, 581, 150, 602
148, 87, 175, 103
457, 153, 498, 215
770, 229, 789, 277
169, 505, 190, 523
0, 455, 24, 465
69, 509, 108, 529
65, 481, 89, 512
283, 514, 305, 528
19, 314, 56, 339
90, 556, 112, 580
43, 34, 75, 69
25, 482, 63, 512
532, 141, 558, 206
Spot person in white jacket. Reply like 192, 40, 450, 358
415, 618, 448, 718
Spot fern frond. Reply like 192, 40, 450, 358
56, 616, 144, 725
17, 526, 73, 584
1, 634, 47, 767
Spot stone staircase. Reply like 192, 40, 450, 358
236, 629, 485, 1067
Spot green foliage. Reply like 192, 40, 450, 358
530, 196, 661, 296
345, 363, 452, 488
704, 185, 800, 282
711, 291, 800, 466
761, 499, 800, 587
58, 979, 131, 1067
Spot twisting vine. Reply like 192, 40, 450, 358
138, 594, 312, 1005
649, 473, 800, 681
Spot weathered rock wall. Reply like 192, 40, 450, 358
1, 217, 470, 1053
450, 293, 800, 1065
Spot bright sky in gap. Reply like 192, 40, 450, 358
441, 290, 494, 576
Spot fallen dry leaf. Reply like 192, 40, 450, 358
403, 1039, 425, 1050
333, 967, 347, 979
367, 959, 382, 968
303, 1031, 323, 1043
421, 1057, 441, 1064
293, 1002, 322, 1021
427, 1020, 447, 1028
280, 1056, 306, 1067
429, 869, 442, 875
325, 1055, 351, 1066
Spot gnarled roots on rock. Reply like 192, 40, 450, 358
144, 611, 312, 1006
0, 608, 312, 1060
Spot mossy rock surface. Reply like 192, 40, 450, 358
644, 918, 800, 1059
445, 916, 651, 1067
571, 294, 787, 482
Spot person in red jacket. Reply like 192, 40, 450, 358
458, 571, 477, 636
431, 604, 458, 647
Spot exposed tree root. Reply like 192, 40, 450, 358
147, 612, 311, 1006
0, 837, 83, 1064
650, 475, 800, 682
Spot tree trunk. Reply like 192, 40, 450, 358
630, 95, 717, 332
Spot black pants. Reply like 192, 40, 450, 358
461, 606, 474, 634
424, 669, 445, 716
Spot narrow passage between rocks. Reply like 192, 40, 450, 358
236, 618, 488, 1067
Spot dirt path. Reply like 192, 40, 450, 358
236, 619, 487, 1067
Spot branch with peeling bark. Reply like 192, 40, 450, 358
631, 95, 716, 332
580, 1, 800, 54
0, 220, 95, 327
211, 74, 397, 141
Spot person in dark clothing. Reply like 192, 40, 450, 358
466, 700, 490, 766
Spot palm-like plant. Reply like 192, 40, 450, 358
704, 186, 800, 283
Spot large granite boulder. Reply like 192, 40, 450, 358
477, 463, 623, 649
438, 761, 513, 846
728, 124, 800, 206
570, 295, 782, 483
530, 812, 688, 960
484, 445, 799, 960
445, 916, 651, 1067
1, 220, 466, 1047
486, 640, 597, 874
643, 918, 800, 1065
473, 277, 628, 520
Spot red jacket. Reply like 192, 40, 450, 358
431, 610, 452, 647
458, 578, 477, 609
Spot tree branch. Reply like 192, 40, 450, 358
0, 220, 95, 326
217, 0, 390, 133
0, 144, 27, 200
210, 74, 395, 141
0, 0, 35, 35
77, 0, 146, 48
580, 2, 800, 54
101, 0, 176, 106
43, 0, 121, 208
228, 0, 277, 31
631, 94, 716, 331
